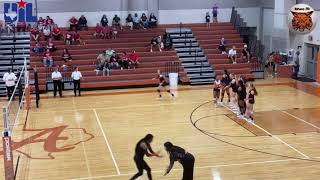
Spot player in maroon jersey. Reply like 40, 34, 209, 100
152, 69, 175, 99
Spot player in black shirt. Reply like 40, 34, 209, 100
229, 73, 238, 110
164, 142, 195, 180
130, 134, 162, 180
245, 83, 258, 121
237, 79, 247, 117
220, 70, 231, 103
153, 69, 175, 99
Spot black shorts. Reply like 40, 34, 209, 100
159, 82, 167, 87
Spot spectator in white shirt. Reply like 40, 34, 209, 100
51, 67, 63, 97
71, 67, 83, 96
43, 26, 51, 41
3, 69, 17, 100
228, 45, 237, 64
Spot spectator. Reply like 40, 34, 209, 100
46, 38, 57, 52
69, 16, 78, 31
37, 17, 45, 32
218, 37, 227, 54
228, 45, 237, 64
51, 67, 63, 97
119, 52, 130, 69
43, 26, 51, 41
103, 26, 112, 39
95, 51, 109, 75
140, 13, 149, 29
30, 25, 40, 41
241, 44, 251, 63
65, 31, 73, 45
150, 36, 162, 52
45, 16, 54, 31
6, 22, 15, 35
133, 13, 140, 29
73, 31, 84, 45
16, 21, 26, 33
3, 68, 17, 101
111, 26, 118, 39
94, 23, 104, 39
43, 49, 53, 67
109, 53, 119, 69
112, 14, 122, 29
52, 24, 62, 40
205, 12, 211, 28
149, 13, 158, 28
163, 32, 173, 50
61, 48, 72, 63
32, 42, 44, 56
0, 19, 3, 34
129, 50, 140, 69
126, 14, 134, 30
100, 14, 109, 27
212, 4, 218, 22
78, 15, 88, 30
71, 67, 83, 96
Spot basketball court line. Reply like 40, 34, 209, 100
66, 157, 320, 180
93, 108, 121, 175
281, 110, 320, 131
221, 104, 310, 159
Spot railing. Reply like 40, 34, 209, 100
165, 62, 180, 77
45, 66, 73, 83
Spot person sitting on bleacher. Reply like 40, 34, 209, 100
126, 14, 134, 30
109, 52, 119, 69
73, 31, 85, 45
163, 32, 173, 50
94, 23, 104, 39
100, 15, 109, 27
65, 31, 73, 45
112, 15, 122, 30
149, 13, 158, 28
150, 36, 162, 52
133, 13, 141, 29
95, 51, 109, 75
45, 16, 54, 31
52, 24, 62, 40
241, 44, 251, 63
46, 38, 57, 52
228, 45, 237, 64
119, 52, 130, 69
140, 13, 149, 29
61, 48, 72, 70
111, 25, 118, 39
37, 17, 45, 32
16, 21, 26, 33
129, 50, 140, 69
103, 26, 112, 39
43, 49, 54, 67
30, 25, 40, 41
33, 42, 44, 56
78, 15, 88, 31
43, 26, 51, 41
6, 22, 15, 35
218, 37, 227, 54
69, 16, 78, 31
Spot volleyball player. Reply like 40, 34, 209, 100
212, 76, 221, 107
245, 83, 258, 121
163, 142, 195, 180
130, 134, 162, 180
220, 70, 231, 104
152, 69, 175, 99
237, 79, 247, 117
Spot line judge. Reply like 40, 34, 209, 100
51, 67, 63, 97
71, 66, 83, 96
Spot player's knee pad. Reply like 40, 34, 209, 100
167, 90, 170, 93
157, 89, 160, 93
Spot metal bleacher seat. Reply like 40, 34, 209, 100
0, 33, 30, 96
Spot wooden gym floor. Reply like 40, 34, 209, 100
1, 78, 320, 180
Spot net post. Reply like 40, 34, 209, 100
2, 107, 14, 180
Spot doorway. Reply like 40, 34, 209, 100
305, 44, 318, 80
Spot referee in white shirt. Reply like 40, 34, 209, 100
71, 66, 83, 96
2, 68, 17, 100
51, 67, 63, 97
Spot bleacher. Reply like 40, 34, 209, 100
0, 33, 30, 96
29, 27, 190, 91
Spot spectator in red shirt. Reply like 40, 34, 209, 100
94, 23, 104, 39
30, 25, 40, 41
69, 16, 78, 31
78, 15, 88, 31
129, 50, 140, 69
37, 17, 45, 32
52, 24, 62, 40
16, 21, 26, 33
73, 31, 85, 45
45, 16, 54, 31
43, 49, 53, 67
65, 31, 73, 45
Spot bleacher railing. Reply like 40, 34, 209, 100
165, 62, 180, 78
45, 66, 73, 91
230, 7, 265, 74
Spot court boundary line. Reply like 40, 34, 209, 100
221, 104, 310, 159
93, 109, 121, 175
66, 157, 320, 180
281, 110, 320, 131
